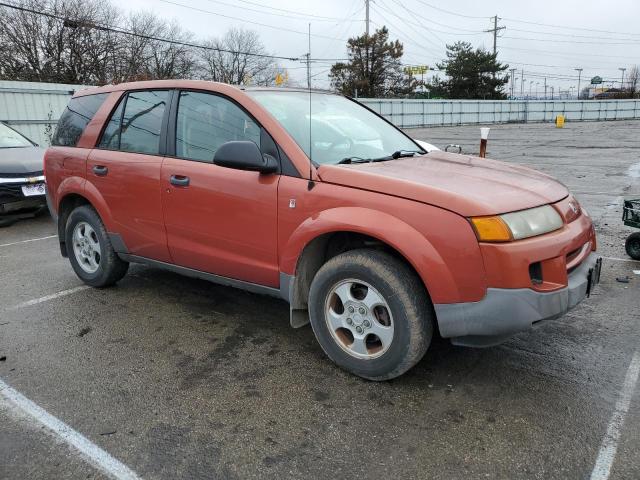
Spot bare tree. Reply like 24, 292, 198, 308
0, 1, 276, 85
129, 14, 196, 80
197, 28, 280, 86
0, 0, 121, 84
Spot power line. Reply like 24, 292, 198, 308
502, 16, 640, 38
500, 45, 640, 62
373, 1, 444, 53
380, 0, 446, 45
216, 0, 353, 21
508, 27, 640, 42
0, 1, 301, 61
502, 35, 640, 46
412, 0, 489, 19
386, 0, 486, 34
157, 0, 350, 42
199, 0, 361, 23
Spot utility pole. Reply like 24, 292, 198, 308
544, 77, 547, 99
520, 68, 524, 97
619, 67, 626, 90
575, 68, 583, 100
365, 0, 370, 36
509, 68, 516, 99
485, 15, 505, 56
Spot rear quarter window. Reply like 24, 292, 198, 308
52, 93, 108, 147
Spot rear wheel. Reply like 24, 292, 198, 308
626, 232, 640, 260
308, 249, 433, 381
65, 205, 128, 287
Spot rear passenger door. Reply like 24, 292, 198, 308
87, 89, 172, 262
161, 90, 280, 287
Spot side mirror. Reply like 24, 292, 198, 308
213, 141, 278, 174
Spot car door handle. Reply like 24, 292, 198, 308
170, 175, 190, 187
93, 165, 108, 176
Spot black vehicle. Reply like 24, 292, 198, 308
0, 122, 47, 226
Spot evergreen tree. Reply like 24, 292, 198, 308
330, 27, 417, 97
431, 42, 509, 99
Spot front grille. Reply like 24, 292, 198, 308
0, 183, 25, 202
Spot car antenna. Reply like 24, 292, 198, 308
307, 22, 315, 191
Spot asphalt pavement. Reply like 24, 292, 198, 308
1, 120, 639, 479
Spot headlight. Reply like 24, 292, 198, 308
471, 205, 563, 242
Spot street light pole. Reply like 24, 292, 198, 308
509, 68, 516, 99
575, 68, 583, 99
529, 80, 533, 98
619, 67, 627, 90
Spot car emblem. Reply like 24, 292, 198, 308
27, 177, 38, 184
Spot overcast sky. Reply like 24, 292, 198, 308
111, 0, 640, 95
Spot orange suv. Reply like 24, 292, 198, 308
45, 80, 601, 380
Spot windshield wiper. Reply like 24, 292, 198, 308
338, 150, 423, 165
337, 156, 371, 164
367, 150, 423, 162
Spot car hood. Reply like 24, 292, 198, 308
317, 151, 569, 217
0, 146, 46, 175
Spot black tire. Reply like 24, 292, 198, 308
65, 205, 129, 287
626, 232, 640, 260
308, 249, 433, 381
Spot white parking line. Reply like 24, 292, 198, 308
11, 285, 91, 309
590, 351, 640, 480
0, 235, 57, 248
0, 378, 141, 480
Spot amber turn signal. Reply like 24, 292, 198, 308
470, 216, 513, 242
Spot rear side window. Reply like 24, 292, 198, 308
97, 90, 169, 155
175, 91, 260, 162
52, 93, 108, 147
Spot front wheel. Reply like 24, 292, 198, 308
626, 232, 640, 260
65, 205, 129, 287
308, 249, 433, 381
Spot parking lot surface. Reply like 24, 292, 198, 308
1, 120, 639, 479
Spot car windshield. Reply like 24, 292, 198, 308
0, 123, 33, 148
246, 91, 421, 165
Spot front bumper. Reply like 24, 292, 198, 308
434, 252, 602, 347
0, 175, 47, 215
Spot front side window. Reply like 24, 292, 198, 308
52, 93, 108, 147
176, 91, 260, 163
97, 90, 169, 155
247, 91, 421, 165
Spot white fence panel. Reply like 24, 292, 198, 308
359, 98, 640, 128
0, 81, 87, 145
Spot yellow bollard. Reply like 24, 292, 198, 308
555, 115, 565, 128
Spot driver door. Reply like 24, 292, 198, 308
161, 90, 280, 287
